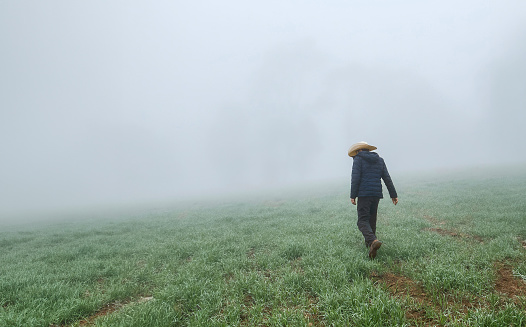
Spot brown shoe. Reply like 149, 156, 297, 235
369, 240, 382, 259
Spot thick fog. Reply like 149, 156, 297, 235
1, 1, 526, 217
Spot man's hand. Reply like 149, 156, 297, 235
351, 198, 356, 205
392, 198, 398, 205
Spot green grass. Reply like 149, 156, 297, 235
1, 167, 525, 326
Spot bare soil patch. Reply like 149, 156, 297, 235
423, 215, 445, 225
370, 260, 526, 326
424, 227, 460, 238
371, 271, 437, 325
77, 302, 123, 326
422, 215, 484, 243
304, 294, 323, 327
423, 227, 484, 243
60, 296, 153, 327
494, 263, 526, 300
290, 257, 304, 273
243, 293, 255, 307
370, 270, 491, 326
371, 271, 427, 302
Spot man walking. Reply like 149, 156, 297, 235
348, 142, 398, 259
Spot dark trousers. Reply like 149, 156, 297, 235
356, 196, 380, 247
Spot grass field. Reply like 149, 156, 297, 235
1, 167, 525, 326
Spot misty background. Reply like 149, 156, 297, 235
1, 1, 526, 217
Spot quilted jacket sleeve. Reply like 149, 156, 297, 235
350, 157, 362, 199
381, 161, 397, 198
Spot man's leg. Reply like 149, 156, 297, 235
356, 197, 377, 247
369, 198, 380, 236
367, 198, 382, 259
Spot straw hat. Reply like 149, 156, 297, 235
348, 141, 377, 157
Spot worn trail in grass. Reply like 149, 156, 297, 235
1, 167, 525, 326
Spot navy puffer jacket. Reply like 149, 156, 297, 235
350, 151, 397, 199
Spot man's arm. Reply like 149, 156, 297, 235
381, 160, 397, 199
350, 158, 362, 200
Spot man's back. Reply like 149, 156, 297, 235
351, 151, 396, 199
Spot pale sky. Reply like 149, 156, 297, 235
1, 1, 526, 216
